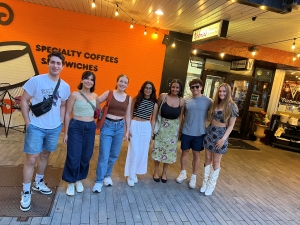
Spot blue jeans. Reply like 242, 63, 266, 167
62, 119, 96, 183
23, 123, 62, 154
95, 118, 125, 183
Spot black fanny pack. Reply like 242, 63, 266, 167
30, 79, 60, 117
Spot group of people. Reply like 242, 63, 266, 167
19, 51, 238, 212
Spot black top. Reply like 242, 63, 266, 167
161, 102, 181, 119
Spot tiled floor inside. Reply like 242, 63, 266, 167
1, 128, 300, 225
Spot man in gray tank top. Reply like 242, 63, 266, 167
176, 78, 212, 189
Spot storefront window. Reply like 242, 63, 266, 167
278, 72, 300, 114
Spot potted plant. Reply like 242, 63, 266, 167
253, 110, 270, 144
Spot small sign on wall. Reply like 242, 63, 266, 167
254, 68, 273, 82
230, 59, 254, 71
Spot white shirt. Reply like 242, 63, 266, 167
23, 74, 70, 129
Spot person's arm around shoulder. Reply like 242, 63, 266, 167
63, 92, 77, 144
97, 90, 110, 104
21, 90, 32, 128
124, 96, 132, 141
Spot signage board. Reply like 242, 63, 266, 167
254, 68, 273, 82
230, 59, 254, 71
192, 20, 229, 43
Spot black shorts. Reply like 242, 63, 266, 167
180, 133, 204, 151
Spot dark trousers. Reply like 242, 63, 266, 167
62, 119, 96, 183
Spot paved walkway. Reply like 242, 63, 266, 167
1, 128, 300, 225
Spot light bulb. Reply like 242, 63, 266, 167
144, 29, 147, 35
193, 49, 197, 54
297, 53, 300, 58
292, 43, 295, 50
172, 42, 175, 48
115, 9, 119, 16
130, 23, 133, 29
252, 51, 256, 56
220, 52, 225, 58
154, 32, 158, 37
92, 1, 95, 8
293, 56, 296, 61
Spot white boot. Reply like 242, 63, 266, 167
205, 167, 221, 196
200, 164, 211, 193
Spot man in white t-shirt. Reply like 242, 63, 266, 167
20, 52, 70, 212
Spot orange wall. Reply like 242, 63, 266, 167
0, 0, 167, 97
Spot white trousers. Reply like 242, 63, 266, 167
124, 120, 152, 178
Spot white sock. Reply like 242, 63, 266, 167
23, 182, 31, 193
181, 170, 186, 174
35, 174, 44, 183
191, 174, 196, 178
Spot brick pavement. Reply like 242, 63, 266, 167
1, 129, 300, 225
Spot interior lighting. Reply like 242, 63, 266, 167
292, 38, 296, 50
92, 0, 95, 8
293, 55, 297, 61
220, 50, 225, 58
252, 51, 256, 56
193, 49, 197, 55
144, 27, 147, 35
155, 10, 164, 15
297, 53, 300, 58
115, 5, 119, 16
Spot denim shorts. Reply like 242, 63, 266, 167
23, 123, 62, 154
180, 133, 204, 151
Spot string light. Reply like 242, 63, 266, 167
115, 4, 119, 16
92, 0, 95, 8
130, 20, 134, 29
144, 27, 147, 35
292, 38, 296, 50
172, 41, 176, 48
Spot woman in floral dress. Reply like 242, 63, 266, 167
152, 79, 185, 183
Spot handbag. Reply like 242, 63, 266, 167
96, 90, 113, 130
79, 91, 99, 119
30, 79, 60, 117
153, 94, 167, 134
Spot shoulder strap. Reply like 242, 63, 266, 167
52, 79, 60, 97
79, 91, 96, 110
158, 94, 167, 115
106, 90, 113, 107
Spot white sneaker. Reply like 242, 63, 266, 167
66, 183, 75, 196
104, 177, 113, 186
92, 183, 103, 193
127, 177, 134, 187
189, 175, 196, 189
20, 191, 31, 211
75, 181, 84, 193
32, 179, 52, 194
133, 175, 138, 184
176, 171, 187, 184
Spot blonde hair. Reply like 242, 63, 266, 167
208, 83, 235, 122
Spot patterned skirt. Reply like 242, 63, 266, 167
203, 124, 228, 154
151, 117, 180, 164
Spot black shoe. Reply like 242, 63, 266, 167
161, 176, 167, 183
153, 176, 160, 182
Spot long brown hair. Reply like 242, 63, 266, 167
208, 83, 235, 122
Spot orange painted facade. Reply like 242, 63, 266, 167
1, 0, 167, 97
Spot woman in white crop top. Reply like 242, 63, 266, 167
62, 71, 99, 196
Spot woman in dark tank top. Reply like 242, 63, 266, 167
92, 74, 132, 193
151, 79, 185, 183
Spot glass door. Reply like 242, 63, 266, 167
202, 70, 227, 99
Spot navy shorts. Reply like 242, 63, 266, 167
180, 133, 204, 152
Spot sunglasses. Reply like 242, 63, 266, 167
190, 85, 200, 89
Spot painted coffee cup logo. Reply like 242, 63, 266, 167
0, 41, 39, 85
0, 3, 14, 26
